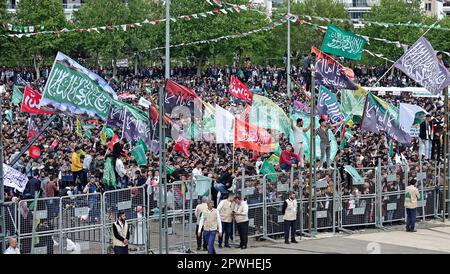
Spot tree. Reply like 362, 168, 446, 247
168, 0, 270, 74
15, 0, 67, 80
0, 0, 7, 19
74, 0, 130, 77
357, 0, 425, 65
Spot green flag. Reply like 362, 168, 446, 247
145, 87, 152, 94
321, 24, 367, 60
100, 126, 107, 145
12, 85, 23, 106
5, 109, 13, 123
137, 138, 149, 153
202, 102, 216, 134
274, 145, 282, 157
131, 144, 148, 166
260, 160, 277, 182
102, 157, 116, 188
250, 94, 291, 136
166, 164, 175, 175
84, 128, 92, 139
266, 154, 279, 167
340, 87, 367, 117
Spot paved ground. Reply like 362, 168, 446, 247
186, 220, 450, 254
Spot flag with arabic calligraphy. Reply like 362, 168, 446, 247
318, 85, 345, 124
321, 24, 367, 61
312, 47, 358, 91
234, 117, 273, 153
21, 86, 55, 114
229, 76, 253, 104
361, 93, 411, 144
394, 37, 450, 95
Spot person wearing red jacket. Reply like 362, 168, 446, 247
279, 144, 301, 171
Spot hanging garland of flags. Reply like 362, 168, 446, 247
1, 5, 255, 38
1, 21, 45, 33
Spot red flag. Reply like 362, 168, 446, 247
108, 134, 119, 150
234, 118, 272, 153
118, 92, 137, 100
28, 146, 41, 159
21, 86, 55, 114
164, 80, 200, 115
229, 76, 253, 104
174, 136, 191, 157
50, 139, 59, 150
27, 116, 41, 141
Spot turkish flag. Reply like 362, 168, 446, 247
228, 76, 253, 104
21, 86, 55, 114
234, 117, 272, 153
29, 146, 41, 159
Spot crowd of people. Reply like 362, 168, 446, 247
1, 55, 449, 253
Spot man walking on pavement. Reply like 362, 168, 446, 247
217, 192, 235, 248
282, 191, 298, 244
198, 200, 222, 254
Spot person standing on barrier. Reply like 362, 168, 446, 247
405, 179, 420, 232
282, 191, 298, 244
71, 146, 84, 192
217, 192, 235, 248
233, 195, 249, 249
291, 118, 310, 168
195, 197, 209, 251
112, 211, 130, 254
198, 200, 222, 254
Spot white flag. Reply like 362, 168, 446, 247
215, 105, 235, 143
3, 164, 29, 193
399, 103, 427, 134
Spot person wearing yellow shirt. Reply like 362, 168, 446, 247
71, 146, 83, 192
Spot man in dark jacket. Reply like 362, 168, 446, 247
419, 115, 433, 160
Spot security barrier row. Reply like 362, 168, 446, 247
1, 163, 449, 254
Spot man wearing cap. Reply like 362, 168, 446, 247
112, 211, 130, 254
217, 192, 235, 248
198, 200, 222, 254
282, 191, 298, 244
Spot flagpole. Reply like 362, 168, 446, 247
443, 86, 448, 222
371, 20, 438, 87
308, 62, 315, 235
0, 96, 6, 253
287, 0, 291, 98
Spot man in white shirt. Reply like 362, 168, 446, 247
115, 155, 127, 189
4, 237, 20, 254
194, 197, 208, 251
198, 200, 222, 254
233, 195, 249, 249
291, 118, 310, 168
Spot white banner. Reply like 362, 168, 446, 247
215, 104, 235, 144
3, 164, 28, 193
138, 97, 151, 109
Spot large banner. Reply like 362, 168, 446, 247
394, 37, 450, 95
321, 24, 367, 61
249, 94, 291, 136
40, 52, 117, 120
3, 164, 28, 193
234, 117, 272, 153
164, 79, 200, 116
21, 86, 55, 114
318, 85, 345, 124
106, 100, 151, 145
361, 93, 411, 144
215, 104, 234, 144
312, 47, 358, 91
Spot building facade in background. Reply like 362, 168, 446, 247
5, 0, 450, 21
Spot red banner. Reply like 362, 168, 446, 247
28, 146, 41, 159
228, 76, 253, 104
234, 117, 272, 153
21, 86, 55, 114
174, 136, 192, 157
